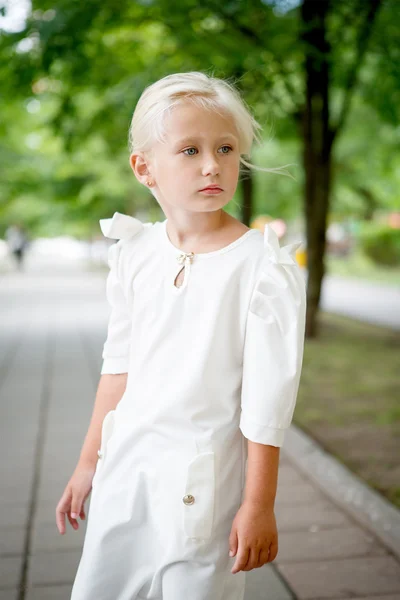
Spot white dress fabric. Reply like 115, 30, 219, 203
70, 212, 307, 600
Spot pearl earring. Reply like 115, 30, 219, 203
146, 180, 153, 187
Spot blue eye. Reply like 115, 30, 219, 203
182, 145, 233, 156
183, 147, 197, 156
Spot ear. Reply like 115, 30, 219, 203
129, 152, 152, 186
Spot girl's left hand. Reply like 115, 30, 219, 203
228, 502, 278, 574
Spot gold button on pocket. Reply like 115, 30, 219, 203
183, 494, 195, 505
182, 451, 215, 539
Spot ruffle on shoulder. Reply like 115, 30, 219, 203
263, 224, 302, 266
99, 211, 151, 241
99, 212, 153, 274
249, 224, 304, 336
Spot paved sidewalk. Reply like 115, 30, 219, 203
0, 262, 399, 600
321, 274, 400, 331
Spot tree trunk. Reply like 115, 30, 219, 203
300, 0, 333, 338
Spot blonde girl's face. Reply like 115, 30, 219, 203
138, 102, 241, 212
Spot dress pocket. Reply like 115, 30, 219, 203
91, 409, 116, 489
182, 451, 215, 540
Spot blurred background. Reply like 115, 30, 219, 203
0, 0, 399, 598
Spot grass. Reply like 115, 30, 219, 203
294, 311, 400, 509
326, 248, 400, 287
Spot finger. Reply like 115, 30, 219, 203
229, 529, 238, 558
55, 492, 71, 535
231, 543, 250, 574
67, 512, 79, 530
55, 506, 66, 535
268, 538, 278, 562
80, 505, 86, 520
259, 548, 270, 567
244, 547, 259, 571
254, 547, 263, 568
71, 497, 82, 522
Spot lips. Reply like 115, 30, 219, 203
200, 186, 223, 191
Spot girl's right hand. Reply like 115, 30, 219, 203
55, 465, 96, 535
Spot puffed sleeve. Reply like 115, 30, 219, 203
239, 224, 307, 447
99, 212, 146, 375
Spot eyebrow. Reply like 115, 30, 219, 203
174, 133, 238, 146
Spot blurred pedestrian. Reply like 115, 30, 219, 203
5, 223, 29, 270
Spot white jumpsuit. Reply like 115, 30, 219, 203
70, 212, 306, 600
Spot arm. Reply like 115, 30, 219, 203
229, 443, 280, 574
55, 373, 127, 535
77, 373, 127, 470
230, 226, 307, 573
242, 441, 280, 511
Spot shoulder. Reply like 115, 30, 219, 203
243, 223, 304, 295
99, 212, 155, 243
225, 216, 301, 269
246, 223, 303, 269
99, 212, 161, 270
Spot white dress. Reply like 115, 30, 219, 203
70, 212, 307, 600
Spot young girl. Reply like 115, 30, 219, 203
56, 71, 306, 600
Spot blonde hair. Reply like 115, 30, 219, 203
128, 71, 295, 182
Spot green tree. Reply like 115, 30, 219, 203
1, 0, 398, 336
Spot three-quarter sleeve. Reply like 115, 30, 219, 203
100, 241, 133, 375
239, 225, 307, 447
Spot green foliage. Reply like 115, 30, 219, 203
0, 0, 399, 236
332, 96, 400, 219
358, 222, 400, 267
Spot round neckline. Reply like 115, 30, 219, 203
162, 219, 259, 259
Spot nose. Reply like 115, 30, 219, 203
201, 153, 220, 177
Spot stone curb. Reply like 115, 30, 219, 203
282, 423, 400, 560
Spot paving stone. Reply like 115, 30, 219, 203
279, 452, 292, 465
0, 528, 25, 555
276, 482, 325, 505
276, 526, 388, 563
28, 550, 81, 586
0, 504, 29, 529
0, 590, 18, 600
0, 486, 31, 505
0, 470, 34, 495
25, 584, 72, 600
275, 500, 351, 531
277, 466, 309, 487
276, 555, 400, 599
244, 564, 294, 599
0, 556, 22, 589
284, 423, 400, 561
